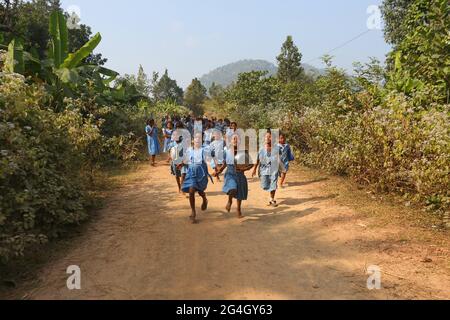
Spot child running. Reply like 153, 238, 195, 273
210, 129, 225, 182
252, 131, 280, 207
181, 131, 211, 224
278, 133, 295, 188
215, 135, 250, 219
169, 123, 188, 194
145, 119, 161, 166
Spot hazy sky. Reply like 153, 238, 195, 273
60, 0, 390, 88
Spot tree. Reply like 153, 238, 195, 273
208, 82, 224, 98
184, 78, 207, 116
1, 0, 61, 57
0, 0, 106, 65
225, 71, 280, 107
152, 69, 184, 105
380, 0, 413, 47
387, 0, 449, 103
276, 35, 304, 83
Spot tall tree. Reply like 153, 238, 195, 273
387, 0, 449, 103
380, 0, 413, 47
0, 0, 106, 65
276, 35, 304, 83
152, 69, 184, 105
208, 82, 224, 99
184, 78, 207, 116
135, 65, 150, 97
0, 0, 61, 56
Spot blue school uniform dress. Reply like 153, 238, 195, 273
146, 125, 161, 156
163, 128, 174, 153
222, 148, 249, 201
181, 147, 210, 193
168, 141, 188, 178
209, 139, 225, 170
258, 147, 280, 192
278, 143, 295, 173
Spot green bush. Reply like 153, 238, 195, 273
0, 71, 147, 263
0, 73, 89, 262
295, 89, 449, 211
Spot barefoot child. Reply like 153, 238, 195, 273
252, 132, 280, 207
163, 121, 174, 153
181, 132, 211, 224
278, 133, 295, 188
145, 119, 161, 166
168, 125, 188, 193
210, 129, 225, 182
215, 135, 250, 219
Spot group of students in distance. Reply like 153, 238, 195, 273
145, 115, 295, 224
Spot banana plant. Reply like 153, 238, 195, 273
3, 10, 119, 110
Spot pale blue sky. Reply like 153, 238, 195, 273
61, 0, 390, 88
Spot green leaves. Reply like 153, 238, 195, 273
55, 68, 80, 83
5, 39, 25, 74
61, 33, 102, 69
49, 10, 69, 68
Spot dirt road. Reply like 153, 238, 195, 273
3, 161, 449, 300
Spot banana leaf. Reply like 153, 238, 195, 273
5, 39, 24, 74
55, 67, 80, 84
49, 10, 69, 68
61, 33, 102, 69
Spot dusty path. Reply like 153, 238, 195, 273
3, 161, 450, 300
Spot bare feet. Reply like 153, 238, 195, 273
268, 201, 278, 208
201, 198, 208, 211
190, 213, 198, 224
226, 202, 232, 213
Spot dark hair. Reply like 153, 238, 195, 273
176, 121, 185, 129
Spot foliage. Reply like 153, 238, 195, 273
205, 1, 449, 218
225, 71, 281, 107
0, 72, 88, 262
276, 35, 304, 83
146, 100, 190, 119
386, 0, 449, 104
184, 78, 207, 116
380, 0, 414, 46
151, 69, 184, 105
0, 9, 147, 263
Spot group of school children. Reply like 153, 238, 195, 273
146, 116, 295, 224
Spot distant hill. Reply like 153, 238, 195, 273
199, 59, 324, 89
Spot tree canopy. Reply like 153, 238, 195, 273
184, 78, 207, 116
276, 35, 304, 83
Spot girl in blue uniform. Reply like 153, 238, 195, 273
163, 121, 174, 153
181, 132, 211, 224
145, 119, 161, 166
210, 129, 224, 182
169, 125, 188, 194
278, 133, 295, 188
252, 132, 280, 207
215, 135, 249, 219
